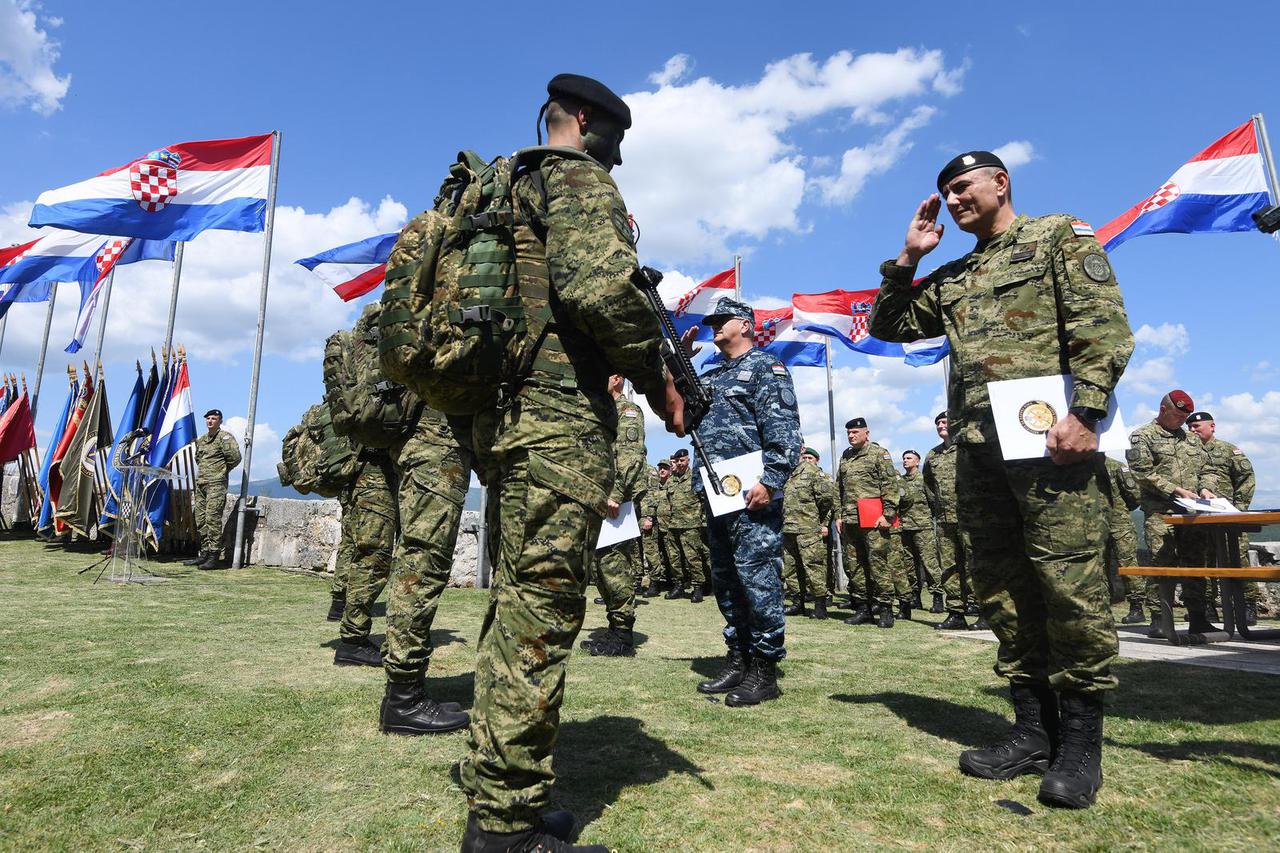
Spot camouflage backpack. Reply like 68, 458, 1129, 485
281, 403, 359, 498
323, 304, 419, 448
276, 423, 304, 490
379, 146, 596, 415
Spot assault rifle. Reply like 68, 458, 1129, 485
631, 266, 723, 495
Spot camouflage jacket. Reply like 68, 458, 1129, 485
782, 459, 836, 534
492, 151, 666, 516
640, 469, 668, 525
665, 468, 706, 530
394, 404, 473, 507
1200, 436, 1255, 509
897, 468, 933, 531
922, 441, 957, 524
608, 396, 648, 504
195, 429, 242, 485
869, 214, 1134, 445
1103, 456, 1141, 512
837, 441, 898, 523
1126, 421, 1208, 512
695, 347, 802, 495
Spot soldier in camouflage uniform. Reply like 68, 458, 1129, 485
457, 74, 680, 853
378, 403, 473, 735
870, 150, 1134, 809
1102, 456, 1146, 625
923, 413, 976, 629
1127, 391, 1214, 635
640, 460, 673, 596
1187, 411, 1259, 621
692, 297, 802, 707
187, 409, 242, 569
331, 449, 398, 667
664, 448, 711, 601
782, 447, 837, 619
896, 449, 943, 614
582, 375, 648, 656
836, 417, 902, 628
327, 491, 355, 621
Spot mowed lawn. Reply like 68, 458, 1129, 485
2, 537, 1279, 852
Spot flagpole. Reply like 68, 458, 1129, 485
162, 242, 185, 356
825, 338, 838, 477
232, 130, 281, 570
1253, 113, 1280, 206
89, 269, 115, 368
733, 255, 742, 300
30, 283, 59, 420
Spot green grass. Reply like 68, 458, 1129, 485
2, 537, 1279, 852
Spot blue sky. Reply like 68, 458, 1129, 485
2, 1, 1278, 499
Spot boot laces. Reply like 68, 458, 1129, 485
1049, 717, 1098, 776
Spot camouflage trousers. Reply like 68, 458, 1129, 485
935, 522, 973, 614
666, 527, 709, 588
591, 538, 638, 631
331, 491, 354, 598
840, 523, 894, 608
193, 480, 228, 558
886, 531, 916, 601
782, 531, 829, 599
459, 452, 598, 833
895, 526, 943, 596
957, 444, 1117, 695
707, 501, 786, 661
1142, 513, 1208, 611
641, 527, 671, 586
382, 468, 464, 683
1106, 506, 1144, 604
338, 457, 398, 644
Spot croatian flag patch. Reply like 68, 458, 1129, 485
1071, 220, 1095, 237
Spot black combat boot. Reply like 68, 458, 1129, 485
936, 612, 969, 630
333, 638, 382, 667
1205, 603, 1220, 623
1120, 601, 1145, 624
959, 684, 1058, 780
582, 628, 635, 657
380, 680, 469, 735
183, 550, 209, 566
1038, 692, 1104, 809
643, 580, 661, 598
326, 594, 345, 622
197, 552, 226, 570
1147, 610, 1166, 639
811, 596, 829, 620
965, 602, 980, 617
930, 592, 944, 614
972, 615, 991, 630
843, 606, 875, 626
592, 596, 605, 605
783, 599, 806, 617
877, 606, 895, 629
911, 589, 923, 610
725, 657, 781, 707
697, 647, 748, 694
690, 586, 704, 603
897, 600, 912, 620
459, 812, 608, 853
1246, 602, 1259, 626
664, 586, 686, 600
1187, 611, 1219, 634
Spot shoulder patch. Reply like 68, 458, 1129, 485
736, 370, 753, 381
1082, 253, 1112, 282
610, 206, 636, 246
623, 409, 639, 418
1233, 448, 1243, 455
1071, 220, 1095, 237
770, 364, 788, 376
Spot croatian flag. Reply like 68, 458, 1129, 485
64, 238, 171, 353
0, 280, 54, 319
662, 268, 736, 341
1097, 121, 1272, 252
296, 232, 398, 301
703, 306, 827, 368
147, 361, 197, 467
792, 288, 949, 366
30, 134, 274, 242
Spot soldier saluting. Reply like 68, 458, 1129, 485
870, 150, 1134, 810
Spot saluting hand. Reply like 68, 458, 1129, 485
680, 326, 702, 358
898, 194, 945, 267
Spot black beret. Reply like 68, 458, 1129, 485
671, 448, 689, 458
547, 73, 632, 129
845, 418, 867, 430
937, 150, 1006, 192
934, 411, 948, 424
1187, 411, 1215, 424
903, 449, 920, 458
204, 409, 223, 418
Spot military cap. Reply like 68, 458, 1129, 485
703, 296, 755, 327
934, 411, 948, 424
801, 446, 820, 460
656, 459, 672, 469
845, 417, 867, 430
671, 448, 689, 459
937, 150, 1007, 192
1163, 390, 1194, 413
547, 73, 632, 128
204, 409, 223, 418
1187, 411, 1215, 424
903, 449, 920, 458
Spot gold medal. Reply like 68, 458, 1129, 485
1018, 400, 1057, 435
720, 475, 742, 496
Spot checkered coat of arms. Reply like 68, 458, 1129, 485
129, 149, 181, 213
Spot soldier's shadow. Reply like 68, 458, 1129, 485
579, 627, 650, 649
317, 629, 464, 653
551, 715, 710, 830
830, 691, 1006, 747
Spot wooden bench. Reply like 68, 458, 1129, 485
1119, 564, 1280, 646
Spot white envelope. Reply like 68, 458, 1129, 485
698, 450, 782, 518
596, 500, 640, 549
987, 374, 1129, 461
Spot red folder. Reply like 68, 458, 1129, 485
857, 498, 884, 529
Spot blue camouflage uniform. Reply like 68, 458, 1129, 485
694, 297, 802, 662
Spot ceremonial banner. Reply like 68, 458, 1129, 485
663, 268, 736, 341
296, 232, 398, 301
35, 379, 77, 535
30, 135, 274, 242
98, 365, 146, 534
0, 390, 35, 464
144, 360, 197, 544
46, 375, 93, 531
55, 373, 112, 537
0, 230, 172, 289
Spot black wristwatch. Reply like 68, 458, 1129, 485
1068, 406, 1106, 427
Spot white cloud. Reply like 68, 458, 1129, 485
1120, 322, 1191, 396
221, 416, 281, 481
0, 0, 71, 115
1133, 322, 1189, 356
617, 49, 965, 266
1119, 355, 1177, 397
993, 140, 1035, 170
